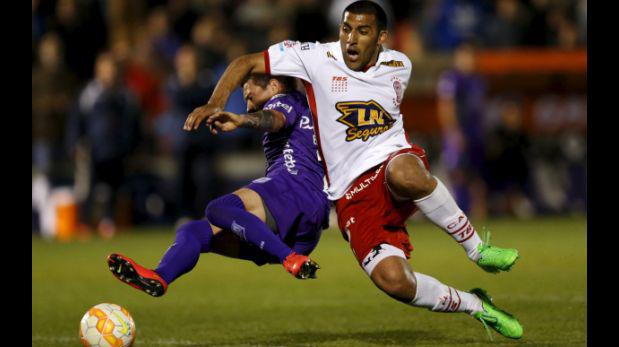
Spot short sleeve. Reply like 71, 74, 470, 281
265, 41, 319, 82
263, 95, 299, 128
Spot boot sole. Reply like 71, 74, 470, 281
108, 254, 165, 297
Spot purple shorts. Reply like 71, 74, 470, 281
242, 174, 330, 265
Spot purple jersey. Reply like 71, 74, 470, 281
261, 91, 325, 193
437, 70, 486, 171
244, 91, 330, 265
437, 70, 486, 142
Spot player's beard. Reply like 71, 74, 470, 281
344, 40, 380, 71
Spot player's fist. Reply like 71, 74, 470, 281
207, 111, 242, 134
184, 103, 222, 131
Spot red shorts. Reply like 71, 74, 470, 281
335, 145, 430, 265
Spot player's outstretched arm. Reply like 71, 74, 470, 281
208, 110, 286, 134
184, 52, 266, 131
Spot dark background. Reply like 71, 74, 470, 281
31, 0, 586, 235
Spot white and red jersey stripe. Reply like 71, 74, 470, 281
265, 40, 412, 200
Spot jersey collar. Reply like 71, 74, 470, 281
334, 43, 387, 73
363, 46, 387, 72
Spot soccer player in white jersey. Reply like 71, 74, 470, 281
184, 0, 522, 340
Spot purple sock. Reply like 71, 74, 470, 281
205, 194, 293, 263
155, 220, 213, 284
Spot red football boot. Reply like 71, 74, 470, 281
282, 252, 320, 279
107, 253, 168, 297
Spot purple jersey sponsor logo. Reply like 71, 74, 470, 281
265, 100, 293, 113
282, 142, 298, 175
261, 91, 325, 193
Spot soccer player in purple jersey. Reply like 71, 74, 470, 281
437, 42, 488, 218
107, 74, 330, 297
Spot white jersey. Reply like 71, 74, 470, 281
265, 41, 412, 200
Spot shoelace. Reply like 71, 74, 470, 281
482, 227, 492, 248
478, 313, 496, 342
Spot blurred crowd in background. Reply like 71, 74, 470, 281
32, 0, 587, 235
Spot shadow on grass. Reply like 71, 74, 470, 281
239, 328, 481, 346
261, 328, 442, 345
143, 328, 487, 346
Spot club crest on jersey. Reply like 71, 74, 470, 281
336, 100, 395, 142
392, 76, 403, 106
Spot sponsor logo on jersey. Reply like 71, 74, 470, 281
335, 100, 395, 142
331, 76, 348, 93
283, 142, 299, 175
380, 60, 405, 68
279, 40, 299, 51
345, 165, 382, 200
326, 51, 338, 60
299, 115, 313, 130
300, 42, 315, 51
265, 100, 293, 113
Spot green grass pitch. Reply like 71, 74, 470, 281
32, 216, 586, 346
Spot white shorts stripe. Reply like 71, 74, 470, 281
361, 243, 406, 276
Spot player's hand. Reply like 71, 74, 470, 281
207, 111, 243, 134
184, 103, 223, 131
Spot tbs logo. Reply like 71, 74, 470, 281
335, 100, 395, 142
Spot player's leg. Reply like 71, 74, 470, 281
108, 219, 219, 296
153, 220, 218, 284
385, 149, 518, 272
205, 188, 318, 278
107, 187, 317, 296
368, 253, 481, 311
367, 250, 523, 339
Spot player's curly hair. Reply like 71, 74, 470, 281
245, 73, 297, 93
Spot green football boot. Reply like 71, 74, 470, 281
471, 288, 523, 340
476, 230, 519, 273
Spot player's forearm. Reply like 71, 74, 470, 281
240, 110, 285, 132
208, 53, 266, 108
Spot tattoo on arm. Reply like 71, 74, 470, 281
242, 110, 280, 132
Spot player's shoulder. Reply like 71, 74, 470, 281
379, 48, 412, 71
275, 40, 328, 53
264, 91, 306, 114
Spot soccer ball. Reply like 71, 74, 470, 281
79, 303, 136, 347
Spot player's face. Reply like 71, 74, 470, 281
454, 45, 476, 74
339, 12, 385, 71
95, 57, 117, 88
243, 79, 273, 112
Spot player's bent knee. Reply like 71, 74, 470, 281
204, 194, 246, 222
386, 155, 436, 199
